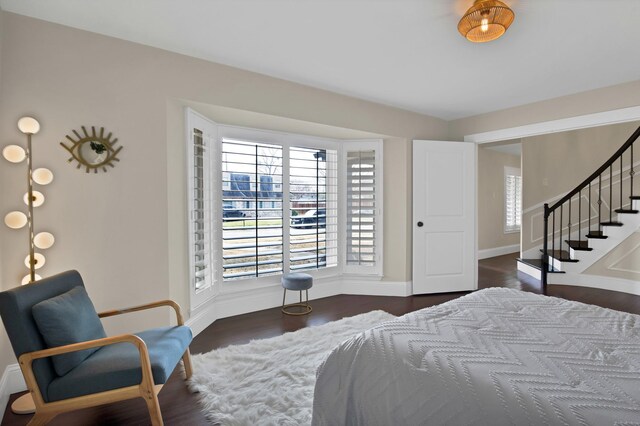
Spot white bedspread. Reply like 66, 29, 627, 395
312, 288, 640, 425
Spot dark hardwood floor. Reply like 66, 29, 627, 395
4, 252, 640, 425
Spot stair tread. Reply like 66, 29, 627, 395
586, 231, 608, 239
630, 195, 640, 200
600, 221, 624, 226
614, 208, 639, 214
517, 258, 565, 273
565, 240, 593, 251
539, 249, 580, 262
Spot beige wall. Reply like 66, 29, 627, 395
2, 10, 640, 383
477, 147, 521, 251
520, 121, 640, 254
0, 13, 448, 373
449, 80, 640, 140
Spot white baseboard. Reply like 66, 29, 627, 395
186, 277, 410, 336
548, 272, 640, 296
478, 244, 520, 260
187, 278, 343, 336
0, 364, 26, 423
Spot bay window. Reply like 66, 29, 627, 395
186, 108, 383, 298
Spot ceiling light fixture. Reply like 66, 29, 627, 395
458, 0, 515, 43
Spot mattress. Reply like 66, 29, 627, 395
312, 288, 640, 425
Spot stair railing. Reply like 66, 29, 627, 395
542, 125, 640, 286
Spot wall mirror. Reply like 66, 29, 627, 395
60, 126, 122, 173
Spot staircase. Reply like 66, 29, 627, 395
517, 126, 640, 290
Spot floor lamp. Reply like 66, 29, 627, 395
3, 117, 55, 285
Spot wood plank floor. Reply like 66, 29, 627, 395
4, 252, 640, 425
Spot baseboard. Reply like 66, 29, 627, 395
186, 277, 343, 336
341, 279, 412, 296
0, 364, 26, 423
548, 273, 640, 296
478, 244, 520, 260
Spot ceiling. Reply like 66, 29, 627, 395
2, 0, 640, 120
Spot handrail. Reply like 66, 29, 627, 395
541, 125, 640, 288
547, 125, 640, 213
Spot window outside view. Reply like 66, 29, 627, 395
221, 139, 337, 280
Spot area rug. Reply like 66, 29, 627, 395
188, 310, 396, 426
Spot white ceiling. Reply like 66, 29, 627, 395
2, 0, 640, 120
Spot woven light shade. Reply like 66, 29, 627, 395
458, 0, 515, 43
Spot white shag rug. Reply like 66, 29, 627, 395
188, 310, 396, 426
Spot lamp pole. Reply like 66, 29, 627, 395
26, 132, 36, 282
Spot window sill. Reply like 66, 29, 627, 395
219, 267, 341, 296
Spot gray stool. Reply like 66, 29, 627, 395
281, 273, 313, 315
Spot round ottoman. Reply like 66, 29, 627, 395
281, 272, 313, 315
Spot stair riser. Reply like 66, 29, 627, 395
547, 256, 565, 272
516, 261, 541, 280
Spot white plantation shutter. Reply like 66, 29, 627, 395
505, 167, 522, 233
289, 147, 338, 271
187, 109, 218, 308
344, 140, 383, 276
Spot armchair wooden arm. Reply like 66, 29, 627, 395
18, 333, 158, 416
98, 299, 185, 325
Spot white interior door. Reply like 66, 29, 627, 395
412, 140, 477, 294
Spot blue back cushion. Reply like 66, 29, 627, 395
32, 286, 107, 376
0, 270, 86, 402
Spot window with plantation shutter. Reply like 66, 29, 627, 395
221, 139, 284, 279
344, 140, 383, 276
505, 167, 522, 233
289, 147, 338, 271
186, 109, 218, 308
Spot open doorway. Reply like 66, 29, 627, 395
477, 140, 522, 260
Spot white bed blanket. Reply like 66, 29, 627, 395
312, 288, 640, 425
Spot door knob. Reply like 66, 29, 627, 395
417, 221, 423, 227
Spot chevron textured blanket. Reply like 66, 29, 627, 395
313, 288, 640, 425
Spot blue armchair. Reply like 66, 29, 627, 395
0, 270, 193, 425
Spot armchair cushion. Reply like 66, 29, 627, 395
47, 325, 192, 402
32, 286, 107, 376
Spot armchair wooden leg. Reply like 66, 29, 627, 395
144, 392, 164, 426
182, 348, 193, 380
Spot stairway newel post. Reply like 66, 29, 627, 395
542, 203, 549, 290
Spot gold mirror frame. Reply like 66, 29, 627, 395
60, 126, 122, 173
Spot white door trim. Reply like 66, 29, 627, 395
464, 105, 640, 144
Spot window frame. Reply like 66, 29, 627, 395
214, 125, 342, 292
504, 166, 522, 234
341, 139, 384, 277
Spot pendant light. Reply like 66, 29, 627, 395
458, 0, 515, 43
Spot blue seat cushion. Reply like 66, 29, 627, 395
31, 286, 107, 376
46, 326, 192, 402
282, 273, 313, 290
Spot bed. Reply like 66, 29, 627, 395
312, 288, 640, 425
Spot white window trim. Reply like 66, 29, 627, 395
504, 166, 522, 234
341, 139, 384, 277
